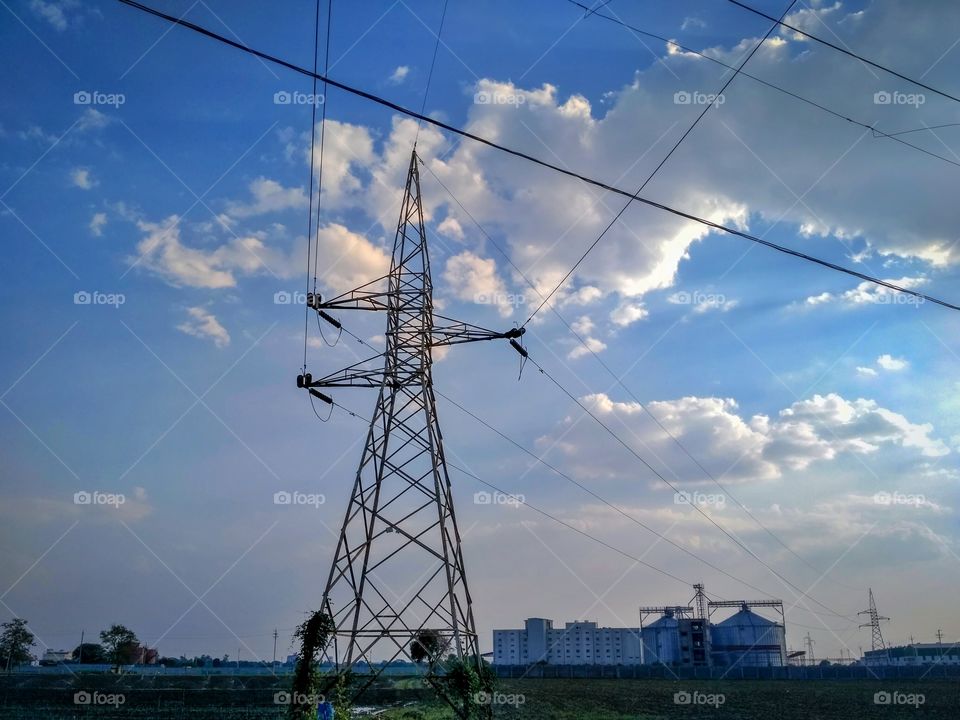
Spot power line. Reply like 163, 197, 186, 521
113, 0, 960, 313
415, 0, 449, 147
517, 343, 854, 620
522, 0, 797, 327
726, 0, 960, 105
561, 0, 960, 171
435, 388, 855, 617
318, 316, 855, 622
419, 156, 859, 593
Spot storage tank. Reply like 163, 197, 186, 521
641, 611, 681, 665
710, 605, 786, 667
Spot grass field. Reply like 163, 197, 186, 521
2, 676, 958, 719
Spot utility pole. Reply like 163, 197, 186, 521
804, 633, 815, 665
273, 628, 278, 666
937, 628, 943, 645
78, 630, 84, 664
298, 149, 522, 709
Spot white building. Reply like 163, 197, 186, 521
493, 618, 642, 665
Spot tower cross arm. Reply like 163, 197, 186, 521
298, 354, 390, 389
429, 313, 525, 348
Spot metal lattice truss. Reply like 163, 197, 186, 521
299, 150, 521, 679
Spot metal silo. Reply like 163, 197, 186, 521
710, 604, 786, 667
641, 611, 681, 665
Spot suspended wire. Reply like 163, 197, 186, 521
301, 0, 323, 374
315, 307, 342, 347
327, 381, 852, 623
561, 0, 960, 171
726, 0, 960, 105
415, 0, 449, 147
435, 388, 857, 615
114, 0, 960, 313
882, 122, 960, 138
522, 0, 797, 328
422, 156, 858, 594
314, 312, 854, 622
517, 345, 855, 620
312, 0, 334, 295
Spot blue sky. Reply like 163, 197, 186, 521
2, 0, 960, 663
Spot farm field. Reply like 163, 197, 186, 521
1, 676, 958, 719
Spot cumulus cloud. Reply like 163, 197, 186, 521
388, 65, 410, 84
856, 366, 877, 377
30, 0, 69, 30
541, 392, 948, 487
177, 307, 230, 347
802, 277, 927, 309
225, 177, 307, 218
70, 168, 96, 189
89, 211, 107, 236
443, 250, 513, 317
876, 354, 908, 371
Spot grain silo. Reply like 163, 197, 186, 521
640, 609, 682, 665
710, 603, 787, 667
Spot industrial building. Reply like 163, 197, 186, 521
492, 618, 642, 665
640, 585, 787, 668
864, 643, 960, 667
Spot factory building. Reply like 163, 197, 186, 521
492, 618, 642, 665
640, 587, 787, 668
864, 643, 960, 666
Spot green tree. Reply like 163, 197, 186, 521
410, 629, 444, 665
99, 625, 139, 671
72, 643, 107, 664
0, 618, 35, 672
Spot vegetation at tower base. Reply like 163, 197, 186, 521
411, 629, 445, 665
289, 610, 352, 720
421, 655, 495, 720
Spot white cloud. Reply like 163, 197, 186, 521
77, 109, 111, 132
89, 212, 107, 236
443, 250, 513, 317
389, 65, 410, 84
876, 354, 908, 371
176, 307, 230, 348
567, 336, 607, 360
542, 391, 948, 486
225, 177, 307, 218
681, 16, 706, 31
70, 167, 96, 189
437, 216, 465, 240
856, 366, 878, 377
610, 301, 648, 327
802, 277, 927, 309
30, 0, 68, 30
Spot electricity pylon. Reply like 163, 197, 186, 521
298, 149, 522, 694
858, 587, 889, 652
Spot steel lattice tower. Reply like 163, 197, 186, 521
298, 149, 522, 687
858, 587, 889, 652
